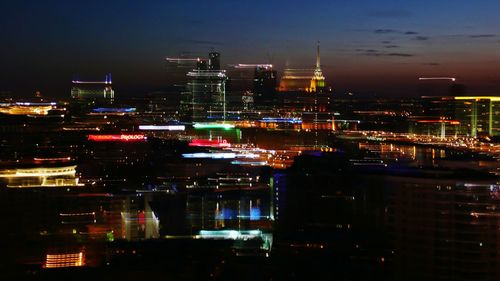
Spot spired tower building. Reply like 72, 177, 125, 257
278, 41, 327, 93
310, 41, 326, 93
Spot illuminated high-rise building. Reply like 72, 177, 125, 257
71, 74, 114, 101
181, 52, 227, 122
454, 96, 500, 137
310, 41, 326, 93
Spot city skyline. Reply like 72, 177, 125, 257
2, 1, 500, 96
1, 2, 499, 278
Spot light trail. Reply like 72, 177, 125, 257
72, 81, 111, 84
166, 57, 207, 62
230, 64, 273, 69
281, 75, 314, 79
419, 77, 456, 82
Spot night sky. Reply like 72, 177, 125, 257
2, 0, 500, 97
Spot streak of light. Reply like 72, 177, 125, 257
419, 77, 456, 82
166, 57, 207, 62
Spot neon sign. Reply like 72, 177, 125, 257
87, 134, 146, 142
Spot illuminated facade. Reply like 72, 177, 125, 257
454, 96, 500, 137
0, 102, 55, 116
0, 165, 83, 188
44, 252, 85, 268
71, 74, 114, 101
408, 96, 500, 137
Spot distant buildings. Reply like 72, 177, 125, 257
0, 102, 56, 116
454, 96, 500, 137
0, 164, 83, 188
408, 96, 499, 138
71, 74, 114, 101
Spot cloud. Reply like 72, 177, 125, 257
414, 36, 429, 41
441, 33, 496, 40
374, 29, 399, 34
469, 34, 495, 38
374, 29, 419, 35
356, 49, 414, 57
355, 49, 378, 52
381, 41, 392, 44
387, 53, 414, 57
368, 9, 413, 18
423, 62, 440, 66
385, 45, 400, 48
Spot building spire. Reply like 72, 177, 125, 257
316, 41, 321, 69
311, 40, 326, 93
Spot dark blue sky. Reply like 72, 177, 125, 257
2, 0, 500, 96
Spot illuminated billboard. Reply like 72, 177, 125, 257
87, 134, 146, 142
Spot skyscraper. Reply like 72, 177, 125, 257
309, 41, 326, 93
253, 66, 277, 104
181, 52, 227, 122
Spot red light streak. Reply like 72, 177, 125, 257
189, 139, 231, 148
